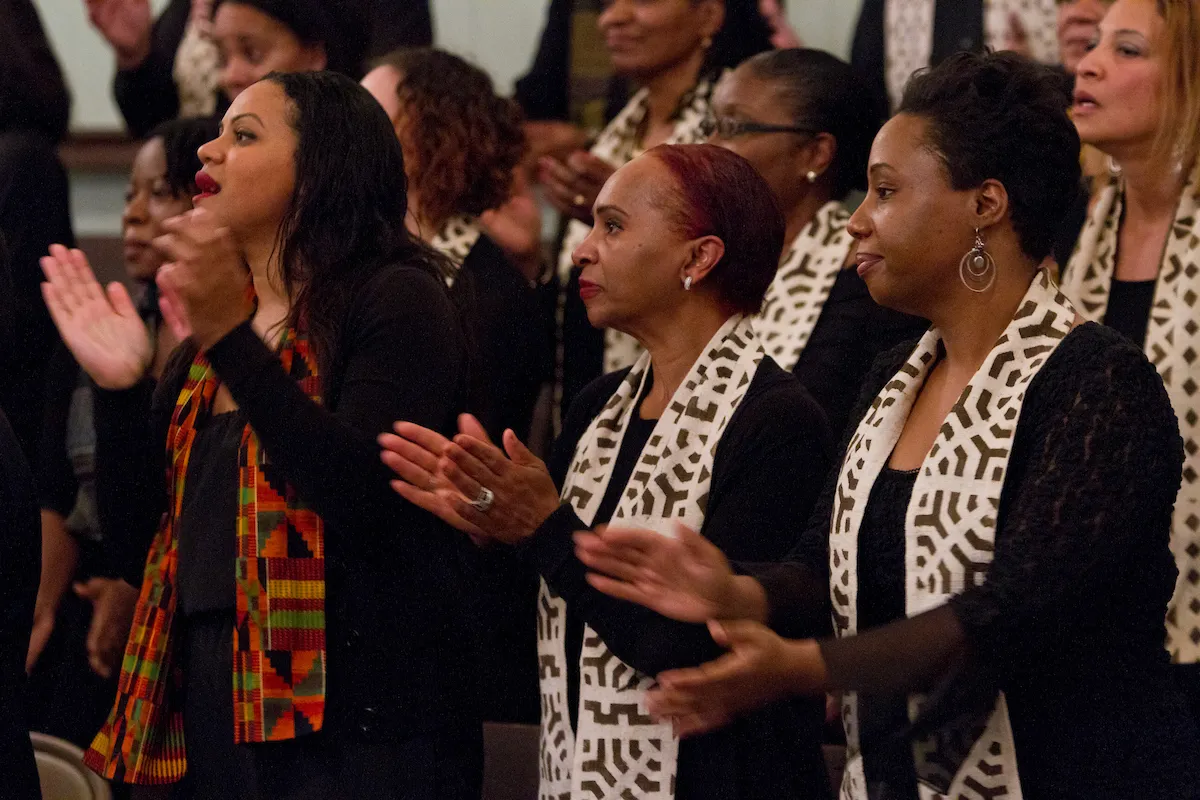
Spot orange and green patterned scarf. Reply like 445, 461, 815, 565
84, 329, 326, 784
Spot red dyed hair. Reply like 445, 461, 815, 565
646, 143, 785, 315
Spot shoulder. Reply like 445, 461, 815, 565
460, 234, 533, 294
716, 358, 832, 467
352, 258, 456, 320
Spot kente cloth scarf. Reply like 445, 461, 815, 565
552, 78, 717, 431
85, 329, 326, 784
1061, 166, 1200, 663
883, 0, 1058, 110
830, 270, 1075, 799
756, 201, 856, 372
538, 316, 764, 800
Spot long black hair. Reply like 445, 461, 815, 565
263, 70, 453, 393
145, 117, 221, 197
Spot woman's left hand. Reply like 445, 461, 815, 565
646, 620, 828, 737
381, 414, 561, 546
154, 208, 253, 349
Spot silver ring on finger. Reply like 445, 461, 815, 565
470, 486, 495, 513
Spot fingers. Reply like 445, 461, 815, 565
105, 280, 138, 318
157, 282, 192, 341
574, 532, 647, 581
452, 435, 509, 477
392, 421, 452, 458
502, 429, 542, 467
378, 432, 440, 476
380, 448, 438, 491
584, 571, 656, 606
457, 413, 492, 445
439, 449, 486, 502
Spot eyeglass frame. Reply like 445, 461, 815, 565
701, 115, 822, 141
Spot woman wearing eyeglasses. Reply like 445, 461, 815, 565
707, 49, 928, 437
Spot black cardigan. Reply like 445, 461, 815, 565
755, 323, 1200, 799
524, 358, 836, 800
93, 262, 481, 745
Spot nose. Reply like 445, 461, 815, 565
599, 0, 632, 28
197, 134, 221, 167
1074, 41, 1102, 81
847, 198, 872, 241
123, 188, 148, 227
572, 225, 600, 269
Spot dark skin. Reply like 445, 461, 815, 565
574, 113, 1064, 737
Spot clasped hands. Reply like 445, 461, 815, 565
574, 524, 831, 737
41, 208, 253, 390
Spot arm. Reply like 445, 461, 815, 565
204, 266, 464, 537
112, 0, 190, 137
526, 377, 834, 677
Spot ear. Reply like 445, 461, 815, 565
303, 44, 328, 72
680, 235, 725, 288
698, 0, 725, 42
799, 133, 838, 185
968, 179, 1009, 230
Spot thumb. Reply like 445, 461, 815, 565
503, 429, 539, 466
708, 618, 759, 649
73, 580, 99, 601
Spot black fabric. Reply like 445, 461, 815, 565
0, 0, 70, 143
792, 268, 928, 440
1102, 278, 1156, 348
0, 408, 42, 799
93, 262, 482, 786
754, 323, 1200, 799
177, 411, 242, 614
1052, 177, 1091, 273
0, 131, 74, 465
524, 358, 836, 799
114, 0, 433, 137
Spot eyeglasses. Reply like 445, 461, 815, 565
701, 115, 820, 141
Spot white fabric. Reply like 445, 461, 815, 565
538, 316, 764, 800
830, 270, 1075, 799
1060, 167, 1200, 663
173, 0, 219, 119
429, 213, 483, 288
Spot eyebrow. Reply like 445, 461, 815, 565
230, 113, 265, 127
867, 163, 895, 175
594, 204, 627, 216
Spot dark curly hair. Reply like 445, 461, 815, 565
375, 48, 526, 231
899, 51, 1081, 262
262, 71, 453, 398
741, 48, 880, 200
145, 117, 220, 198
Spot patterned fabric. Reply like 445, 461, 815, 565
430, 214, 483, 287
539, 316, 764, 800
830, 270, 1075, 799
1061, 167, 1200, 664
756, 201, 855, 372
85, 329, 326, 784
883, 0, 1058, 110
553, 79, 718, 430
173, 0, 219, 120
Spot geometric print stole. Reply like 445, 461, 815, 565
829, 270, 1075, 800
537, 315, 764, 800
1061, 166, 1200, 664
84, 328, 326, 784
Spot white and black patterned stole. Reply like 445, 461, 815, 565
829, 270, 1074, 800
429, 214, 483, 289
538, 316, 764, 800
755, 201, 855, 372
883, 0, 1058, 111
552, 79, 718, 422
174, 0, 219, 119
1062, 167, 1200, 664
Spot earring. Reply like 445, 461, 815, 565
701, 36, 713, 49
806, 170, 818, 184
959, 228, 996, 293
683, 275, 693, 291
1107, 155, 1122, 177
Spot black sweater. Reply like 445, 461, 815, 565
755, 323, 1200, 799
525, 358, 836, 799
93, 262, 480, 744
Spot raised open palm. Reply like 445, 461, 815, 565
41, 245, 152, 390
84, 0, 152, 69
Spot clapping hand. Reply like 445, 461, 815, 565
647, 621, 828, 737
84, 0, 153, 70
538, 151, 616, 223
41, 245, 153, 390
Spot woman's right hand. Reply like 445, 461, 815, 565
574, 524, 750, 623
41, 245, 152, 391
84, 0, 153, 70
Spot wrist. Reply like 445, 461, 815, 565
115, 33, 152, 71
721, 574, 769, 622
784, 639, 829, 696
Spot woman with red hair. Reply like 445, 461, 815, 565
381, 143, 835, 799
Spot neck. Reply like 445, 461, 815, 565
929, 261, 1039, 380
632, 300, 732, 415
242, 234, 291, 333
781, 191, 833, 254
641, 49, 706, 129
1110, 144, 1184, 221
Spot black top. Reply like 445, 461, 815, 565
524, 358, 837, 800
0, 131, 74, 464
792, 267, 928, 440
113, 0, 434, 137
0, 407, 42, 799
1103, 278, 1156, 348
93, 262, 482, 746
754, 323, 1200, 800
0, 0, 70, 142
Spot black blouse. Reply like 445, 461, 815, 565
524, 358, 837, 800
1102, 278, 1156, 348
754, 323, 1200, 799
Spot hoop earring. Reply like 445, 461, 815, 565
683, 275, 693, 291
1107, 155, 1122, 177
959, 228, 996, 293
